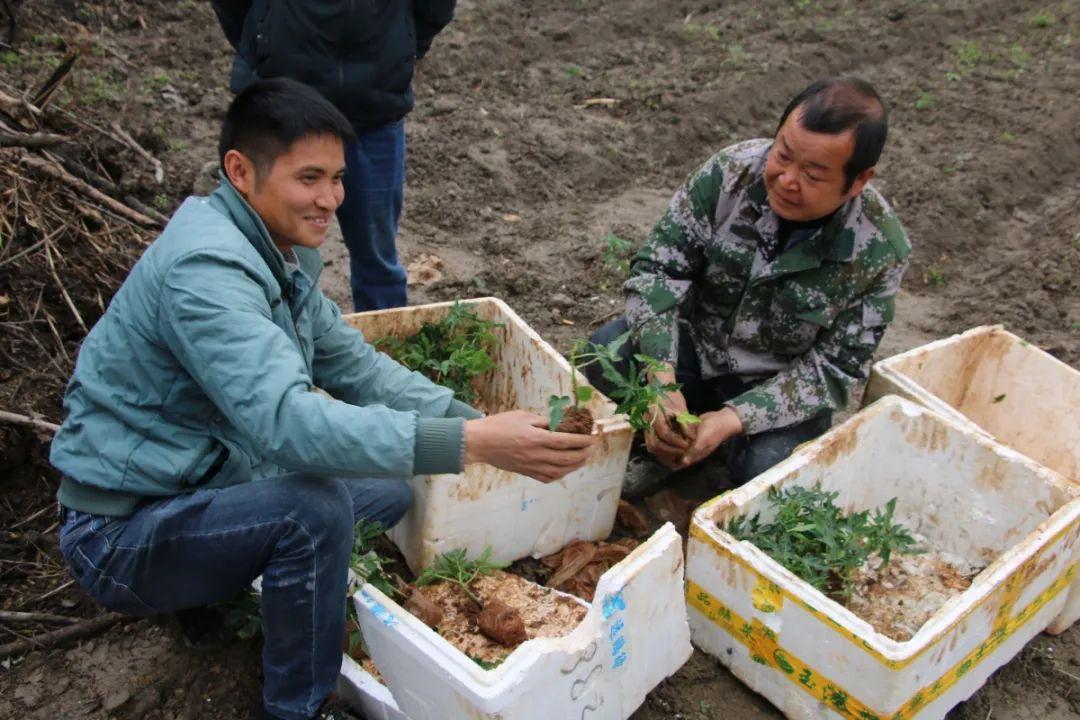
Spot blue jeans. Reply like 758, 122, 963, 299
58, 475, 412, 720
338, 120, 407, 312
586, 317, 832, 485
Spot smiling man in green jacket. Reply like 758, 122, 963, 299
51, 78, 595, 720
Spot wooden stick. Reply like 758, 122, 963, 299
44, 241, 88, 334
0, 610, 80, 625
41, 308, 71, 363
110, 121, 164, 185
10, 504, 52, 530
26, 578, 75, 606
0, 129, 68, 149
20, 153, 159, 227
0, 409, 61, 434
0, 613, 125, 658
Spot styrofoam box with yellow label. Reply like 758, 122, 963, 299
685, 396, 1080, 720
343, 297, 634, 573
350, 522, 692, 720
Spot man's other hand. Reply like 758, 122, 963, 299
644, 379, 694, 469
678, 406, 743, 468
463, 411, 597, 483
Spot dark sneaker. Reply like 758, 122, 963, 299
256, 696, 365, 720
621, 455, 670, 500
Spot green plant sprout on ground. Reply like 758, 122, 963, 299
725, 485, 921, 602
376, 302, 501, 404
415, 548, 507, 605
601, 233, 633, 275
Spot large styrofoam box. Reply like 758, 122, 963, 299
344, 297, 634, 573
352, 523, 692, 720
864, 325, 1079, 482
685, 396, 1080, 720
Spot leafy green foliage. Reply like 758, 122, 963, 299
570, 332, 679, 432
548, 394, 572, 431
470, 654, 506, 670
222, 591, 262, 640
915, 92, 935, 110
349, 519, 398, 600
674, 410, 701, 427
548, 340, 597, 429
601, 233, 634, 275
725, 486, 921, 601
415, 548, 507, 605
376, 302, 501, 404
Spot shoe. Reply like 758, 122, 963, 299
620, 455, 670, 500
256, 696, 365, 720
175, 605, 231, 651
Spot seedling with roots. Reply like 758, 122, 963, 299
548, 333, 695, 434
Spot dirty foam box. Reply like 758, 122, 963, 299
864, 325, 1079, 482
344, 297, 634, 573
685, 396, 1080, 720
350, 523, 692, 720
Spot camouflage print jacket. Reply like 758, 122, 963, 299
624, 139, 910, 434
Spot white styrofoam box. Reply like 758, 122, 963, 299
343, 297, 634, 573
338, 655, 407, 720
864, 325, 1079, 482
685, 396, 1080, 720
351, 522, 692, 720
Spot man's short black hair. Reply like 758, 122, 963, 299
218, 77, 356, 175
776, 77, 888, 191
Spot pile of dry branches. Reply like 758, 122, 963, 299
0, 54, 165, 433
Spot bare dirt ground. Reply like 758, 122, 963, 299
1, 1, 1079, 719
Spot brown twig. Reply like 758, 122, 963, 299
44, 240, 88, 333
20, 153, 159, 227
26, 579, 76, 606
41, 308, 71, 363
0, 613, 126, 658
0, 610, 80, 625
110, 121, 164, 185
0, 409, 61, 434
11, 504, 53, 530
0, 128, 68, 149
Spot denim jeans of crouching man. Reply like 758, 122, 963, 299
58, 474, 412, 720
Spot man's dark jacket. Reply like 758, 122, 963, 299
211, 1, 455, 131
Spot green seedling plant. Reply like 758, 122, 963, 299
725, 485, 920, 602
548, 333, 701, 433
415, 548, 507, 605
376, 302, 501, 404
601, 233, 633, 275
345, 519, 399, 659
548, 339, 596, 430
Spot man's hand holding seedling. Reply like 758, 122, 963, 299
463, 410, 597, 483
677, 406, 743, 467
645, 364, 696, 469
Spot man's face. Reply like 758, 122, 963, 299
764, 108, 874, 222
225, 133, 346, 253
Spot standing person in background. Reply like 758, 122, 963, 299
211, 0, 456, 311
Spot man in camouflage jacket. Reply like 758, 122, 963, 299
586, 78, 909, 494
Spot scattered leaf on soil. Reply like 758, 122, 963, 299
542, 538, 639, 601
616, 499, 651, 536
644, 488, 695, 534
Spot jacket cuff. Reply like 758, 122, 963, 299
445, 398, 483, 420
413, 417, 466, 475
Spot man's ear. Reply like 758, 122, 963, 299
223, 149, 257, 196
846, 167, 876, 200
